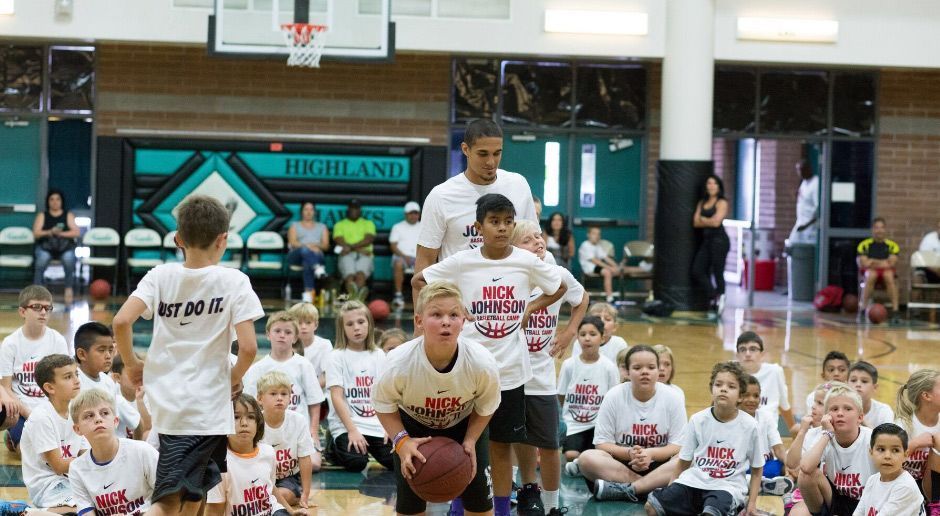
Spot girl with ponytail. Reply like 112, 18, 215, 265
894, 368, 940, 502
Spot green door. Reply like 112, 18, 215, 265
0, 118, 42, 227
500, 134, 569, 216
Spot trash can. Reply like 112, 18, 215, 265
787, 243, 816, 302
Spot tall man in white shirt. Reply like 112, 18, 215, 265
789, 159, 819, 245
389, 201, 423, 308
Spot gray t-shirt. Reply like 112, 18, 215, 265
292, 221, 327, 248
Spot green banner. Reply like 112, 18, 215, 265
238, 152, 410, 182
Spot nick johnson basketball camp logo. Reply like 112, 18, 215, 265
694, 446, 739, 479
524, 299, 558, 353
565, 383, 605, 423
462, 224, 483, 249
407, 395, 473, 429
14, 360, 45, 398
345, 372, 376, 418
471, 285, 526, 339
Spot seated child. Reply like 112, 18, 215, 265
852, 423, 925, 516
740, 374, 794, 496
372, 281, 501, 516
646, 361, 764, 516
207, 395, 292, 516
21, 354, 87, 513
653, 344, 686, 413
847, 361, 894, 428
378, 329, 409, 354
559, 317, 620, 469
790, 382, 874, 516
325, 300, 393, 472
894, 369, 940, 505
570, 302, 628, 365
735, 331, 796, 431
288, 302, 332, 391
110, 353, 152, 440
68, 388, 159, 516
805, 351, 850, 415
785, 383, 834, 512
256, 371, 318, 509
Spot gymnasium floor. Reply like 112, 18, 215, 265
0, 292, 936, 515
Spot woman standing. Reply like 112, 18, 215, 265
544, 212, 575, 268
32, 189, 80, 304
691, 175, 730, 315
287, 201, 330, 302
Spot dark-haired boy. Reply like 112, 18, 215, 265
113, 195, 264, 516
848, 361, 895, 428
853, 423, 925, 516
804, 351, 850, 415
735, 331, 796, 431
0, 285, 70, 449
20, 354, 86, 512
413, 193, 566, 516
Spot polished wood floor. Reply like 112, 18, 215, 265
1, 291, 937, 514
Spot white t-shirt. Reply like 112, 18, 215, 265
325, 348, 386, 438
852, 471, 925, 516
802, 426, 825, 456
207, 444, 285, 516
524, 266, 585, 395
571, 335, 628, 366
919, 231, 940, 254
243, 354, 325, 428
897, 414, 940, 480
751, 362, 791, 427
21, 400, 89, 506
77, 369, 140, 439
115, 396, 142, 440
422, 247, 562, 390
130, 263, 265, 435
303, 335, 333, 379
557, 356, 621, 436
662, 383, 687, 416
69, 438, 158, 516
0, 327, 69, 410
261, 410, 316, 480
675, 408, 765, 508
389, 220, 423, 258
865, 399, 895, 428
820, 426, 875, 500
417, 170, 537, 259
754, 410, 783, 463
796, 176, 820, 226
578, 240, 609, 273
372, 337, 501, 429
593, 382, 687, 448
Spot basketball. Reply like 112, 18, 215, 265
89, 279, 111, 301
867, 303, 888, 324
842, 293, 859, 314
368, 299, 391, 322
406, 437, 473, 503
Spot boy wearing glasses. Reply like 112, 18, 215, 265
0, 285, 70, 451
734, 331, 795, 431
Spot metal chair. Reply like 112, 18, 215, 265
220, 233, 245, 269
622, 240, 654, 300
245, 231, 288, 297
81, 227, 120, 294
0, 226, 35, 286
909, 250, 940, 321
124, 228, 164, 292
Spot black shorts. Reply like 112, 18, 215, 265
523, 395, 559, 449
489, 385, 526, 443
394, 411, 492, 515
594, 265, 604, 274
275, 472, 302, 498
648, 483, 735, 516
561, 428, 595, 454
153, 434, 228, 503
820, 480, 859, 516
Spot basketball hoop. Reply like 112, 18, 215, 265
280, 23, 328, 68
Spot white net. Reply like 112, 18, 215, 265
280, 24, 328, 68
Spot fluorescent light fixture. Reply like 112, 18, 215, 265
0, 0, 13, 15
737, 17, 839, 43
545, 9, 648, 36
543, 142, 560, 207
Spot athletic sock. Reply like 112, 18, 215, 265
448, 497, 464, 516
544, 489, 559, 510
512, 465, 519, 483
494, 496, 511, 516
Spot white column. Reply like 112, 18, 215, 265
660, 0, 714, 161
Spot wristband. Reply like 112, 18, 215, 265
392, 430, 409, 447
823, 430, 835, 441
394, 435, 411, 454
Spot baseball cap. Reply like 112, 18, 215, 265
404, 201, 421, 213
348, 199, 362, 207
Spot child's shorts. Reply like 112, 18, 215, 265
275, 472, 303, 498
33, 479, 76, 510
488, 386, 526, 443
648, 483, 735, 516
561, 429, 595, 454
523, 395, 559, 449
153, 434, 228, 503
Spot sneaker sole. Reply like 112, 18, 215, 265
761, 476, 795, 496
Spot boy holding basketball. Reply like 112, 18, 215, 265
113, 195, 264, 516
412, 194, 565, 516
372, 281, 501, 516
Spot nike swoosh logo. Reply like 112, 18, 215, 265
639, 418, 647, 421
513, 425, 525, 432
491, 277, 502, 282
437, 390, 448, 394
360, 370, 367, 373
251, 478, 259, 484
103, 482, 115, 489
717, 440, 725, 444
582, 378, 590, 382
180, 321, 191, 326
841, 466, 850, 471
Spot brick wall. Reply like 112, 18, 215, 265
95, 44, 452, 144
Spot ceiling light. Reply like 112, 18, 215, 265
737, 17, 839, 43
544, 9, 648, 36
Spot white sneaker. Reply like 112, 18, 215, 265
717, 294, 726, 316
301, 291, 312, 303
314, 264, 327, 279
564, 459, 581, 477
392, 294, 405, 309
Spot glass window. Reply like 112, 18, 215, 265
0, 46, 43, 112
575, 65, 646, 130
452, 58, 499, 123
438, 0, 509, 19
501, 61, 573, 127
49, 47, 95, 113
713, 68, 757, 134
829, 141, 874, 229
832, 73, 875, 137
759, 71, 828, 135
827, 237, 861, 293
449, 129, 466, 177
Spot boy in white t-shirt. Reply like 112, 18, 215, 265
578, 226, 623, 303
570, 302, 629, 364
372, 281, 501, 516
110, 353, 151, 440
853, 423, 926, 516
740, 375, 794, 497
113, 195, 264, 515
256, 371, 317, 510
804, 351, 851, 416
288, 302, 331, 391
243, 311, 324, 438
68, 389, 159, 516
20, 354, 86, 512
646, 361, 764, 516
848, 361, 895, 428
735, 331, 796, 431
390, 201, 423, 308
0, 285, 70, 449
413, 193, 565, 516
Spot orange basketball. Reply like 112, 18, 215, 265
89, 279, 111, 301
867, 303, 888, 324
406, 437, 473, 503
842, 294, 859, 314
369, 299, 391, 322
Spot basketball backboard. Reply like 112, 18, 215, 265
208, 0, 393, 62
